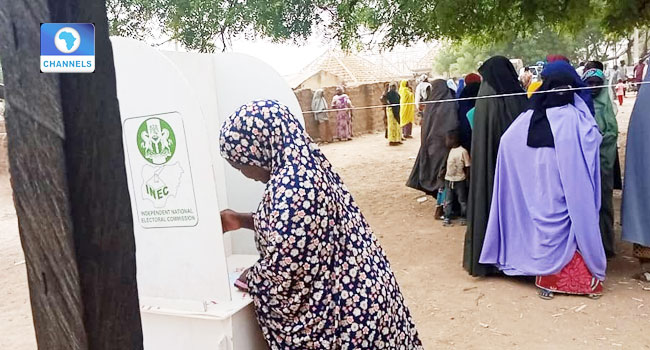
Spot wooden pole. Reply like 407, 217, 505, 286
0, 1, 143, 349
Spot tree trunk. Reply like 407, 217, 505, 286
0, 1, 143, 349
641, 29, 648, 57
626, 36, 634, 66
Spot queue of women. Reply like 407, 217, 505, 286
401, 55, 648, 300
407, 55, 633, 299
312, 81, 420, 147
215, 53, 649, 347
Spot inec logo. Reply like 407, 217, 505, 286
41, 23, 95, 73
137, 118, 176, 165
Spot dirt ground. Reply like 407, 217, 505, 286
1, 94, 649, 349
0, 173, 36, 349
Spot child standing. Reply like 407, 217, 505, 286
443, 131, 470, 227
616, 79, 625, 106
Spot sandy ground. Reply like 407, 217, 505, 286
0, 174, 36, 349
1, 94, 649, 349
319, 95, 650, 350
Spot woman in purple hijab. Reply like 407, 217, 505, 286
479, 62, 607, 299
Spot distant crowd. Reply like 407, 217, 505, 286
406, 54, 650, 300
219, 51, 649, 347
313, 53, 650, 300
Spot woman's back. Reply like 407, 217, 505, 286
480, 100, 605, 279
463, 61, 528, 277
221, 100, 422, 349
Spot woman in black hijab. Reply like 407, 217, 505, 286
406, 79, 458, 195
383, 82, 402, 146
463, 56, 529, 277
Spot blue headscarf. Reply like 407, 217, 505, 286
542, 61, 594, 114
527, 61, 595, 148
455, 78, 465, 99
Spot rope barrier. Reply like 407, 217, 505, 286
301, 80, 650, 115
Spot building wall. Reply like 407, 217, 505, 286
295, 80, 420, 142
295, 82, 397, 142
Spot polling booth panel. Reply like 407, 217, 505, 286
111, 37, 302, 349
161, 50, 305, 258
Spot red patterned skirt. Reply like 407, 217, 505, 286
535, 252, 603, 297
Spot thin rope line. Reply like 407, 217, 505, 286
303, 80, 650, 115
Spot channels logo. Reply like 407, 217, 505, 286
40, 23, 95, 73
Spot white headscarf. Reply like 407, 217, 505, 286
311, 89, 328, 121
415, 76, 431, 108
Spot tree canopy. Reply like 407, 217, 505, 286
107, 0, 650, 53
432, 20, 636, 76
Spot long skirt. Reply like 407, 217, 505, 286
402, 123, 413, 138
600, 161, 616, 258
387, 108, 401, 143
336, 111, 352, 140
536, 252, 603, 297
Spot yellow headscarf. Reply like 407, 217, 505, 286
527, 81, 543, 98
399, 80, 415, 126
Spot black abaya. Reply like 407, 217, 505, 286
406, 80, 458, 195
463, 56, 529, 276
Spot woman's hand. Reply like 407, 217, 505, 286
234, 268, 250, 292
220, 210, 255, 233
220, 209, 243, 233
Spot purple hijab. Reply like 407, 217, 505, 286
479, 94, 606, 280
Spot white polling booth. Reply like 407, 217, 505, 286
111, 37, 305, 349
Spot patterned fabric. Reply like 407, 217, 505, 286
332, 94, 352, 140
220, 100, 423, 349
634, 244, 650, 259
535, 252, 603, 296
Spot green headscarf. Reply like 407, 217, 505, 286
583, 68, 618, 171
582, 68, 606, 81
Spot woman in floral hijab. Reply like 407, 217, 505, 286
219, 100, 423, 349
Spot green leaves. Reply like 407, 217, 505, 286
432, 20, 629, 76
107, 0, 158, 40
106, 0, 649, 53
602, 0, 650, 34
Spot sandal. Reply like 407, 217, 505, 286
538, 288, 554, 300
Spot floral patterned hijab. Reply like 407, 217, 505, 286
219, 100, 422, 348
219, 100, 345, 195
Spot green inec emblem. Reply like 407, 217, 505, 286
137, 117, 176, 165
